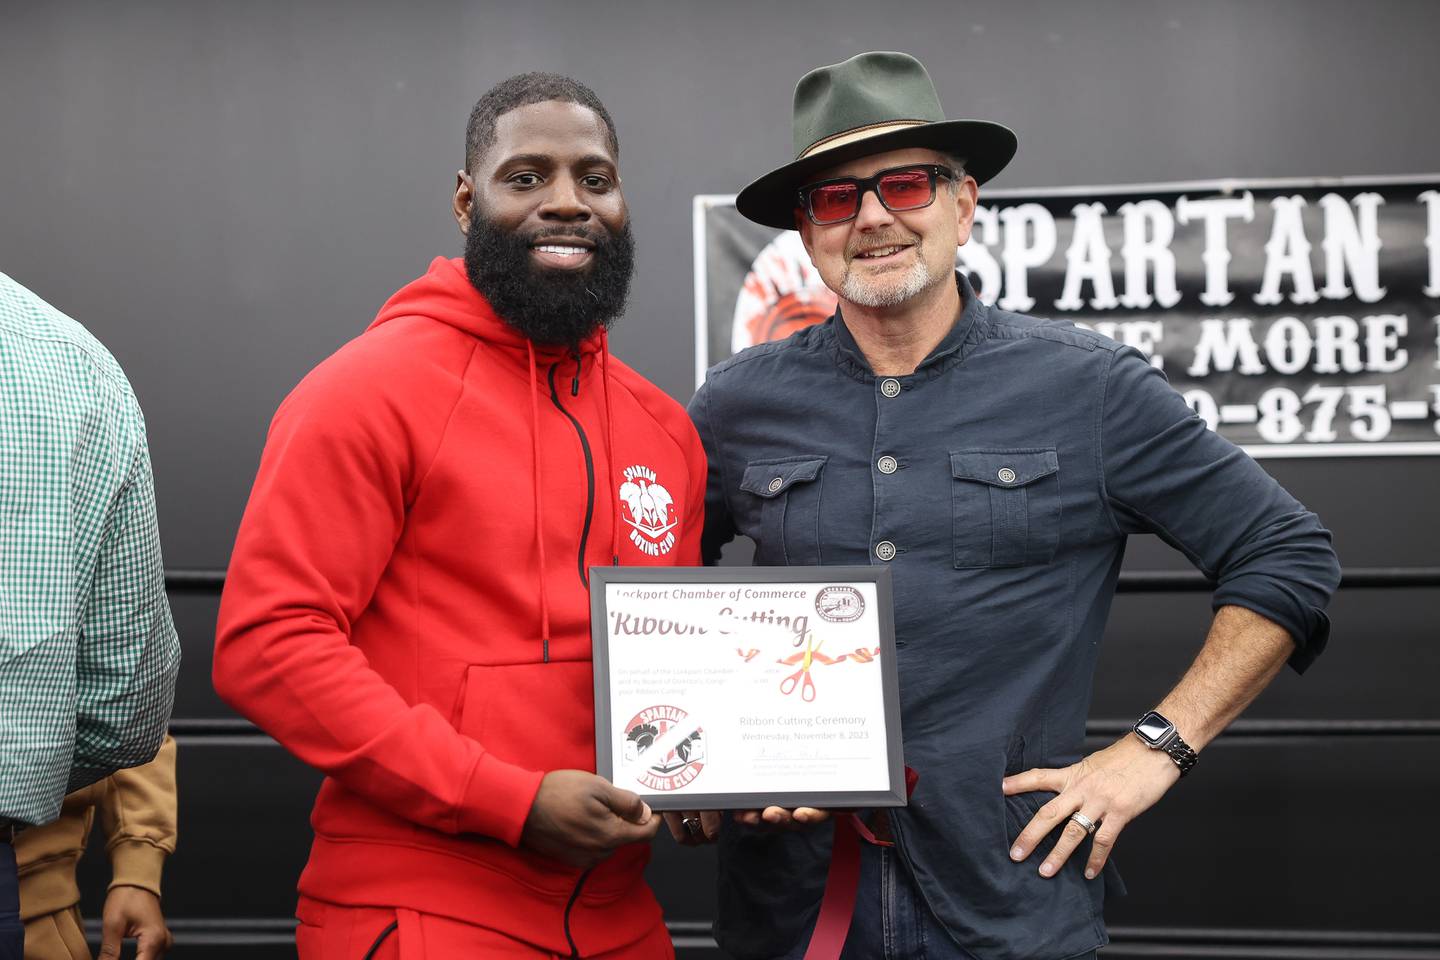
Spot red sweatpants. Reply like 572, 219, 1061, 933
296, 897, 675, 960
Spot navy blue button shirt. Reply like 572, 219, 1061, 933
688, 274, 1339, 960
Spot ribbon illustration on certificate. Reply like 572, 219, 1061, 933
591, 567, 905, 810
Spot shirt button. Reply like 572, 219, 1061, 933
877, 455, 898, 474
880, 378, 902, 398
768, 477, 784, 493
875, 540, 897, 561
997, 467, 1017, 484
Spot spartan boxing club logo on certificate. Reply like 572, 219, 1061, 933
590, 566, 906, 811
621, 705, 705, 791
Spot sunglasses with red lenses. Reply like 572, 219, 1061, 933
798, 163, 955, 226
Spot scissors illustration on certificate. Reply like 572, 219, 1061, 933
779, 632, 822, 702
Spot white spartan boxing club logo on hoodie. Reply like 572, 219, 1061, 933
618, 465, 677, 556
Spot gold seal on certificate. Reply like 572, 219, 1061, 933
590, 566, 905, 810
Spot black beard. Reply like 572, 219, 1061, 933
463, 210, 635, 349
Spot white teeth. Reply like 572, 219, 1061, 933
859, 245, 905, 258
535, 245, 588, 256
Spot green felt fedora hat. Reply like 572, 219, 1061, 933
735, 51, 1017, 230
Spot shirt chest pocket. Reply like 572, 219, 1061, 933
739, 456, 828, 565
950, 449, 1061, 568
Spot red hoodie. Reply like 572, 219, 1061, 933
214, 257, 705, 954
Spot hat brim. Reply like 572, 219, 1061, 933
734, 119, 1017, 230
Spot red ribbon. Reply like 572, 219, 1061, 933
801, 767, 919, 960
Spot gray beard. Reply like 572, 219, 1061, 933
840, 256, 932, 307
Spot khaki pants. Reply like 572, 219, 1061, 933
23, 907, 88, 960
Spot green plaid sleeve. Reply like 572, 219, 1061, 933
69, 438, 181, 792
0, 272, 179, 824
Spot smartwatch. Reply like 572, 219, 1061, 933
1132, 710, 1198, 777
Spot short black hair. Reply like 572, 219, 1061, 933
465, 72, 619, 175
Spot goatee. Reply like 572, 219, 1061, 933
463, 210, 635, 349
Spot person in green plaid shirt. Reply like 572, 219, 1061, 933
0, 272, 180, 960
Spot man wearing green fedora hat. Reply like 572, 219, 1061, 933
682, 51, 1337, 959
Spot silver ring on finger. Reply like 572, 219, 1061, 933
682, 817, 703, 836
1068, 812, 1099, 836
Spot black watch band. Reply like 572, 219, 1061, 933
1160, 734, 1198, 777
1132, 710, 1198, 777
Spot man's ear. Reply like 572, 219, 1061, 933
954, 175, 979, 246
795, 209, 819, 266
453, 170, 474, 236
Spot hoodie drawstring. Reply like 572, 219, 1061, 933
526, 341, 552, 660
601, 331, 619, 565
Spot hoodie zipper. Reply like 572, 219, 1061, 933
547, 361, 595, 589
562, 866, 593, 957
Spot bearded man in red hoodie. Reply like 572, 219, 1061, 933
214, 73, 705, 959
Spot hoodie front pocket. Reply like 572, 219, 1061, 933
458, 660, 597, 773
739, 456, 828, 565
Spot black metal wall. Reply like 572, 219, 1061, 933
5, 1, 1438, 956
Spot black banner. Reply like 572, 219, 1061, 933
694, 176, 1440, 457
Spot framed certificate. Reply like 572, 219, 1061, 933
590, 566, 905, 810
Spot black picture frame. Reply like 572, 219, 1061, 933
589, 565, 906, 810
